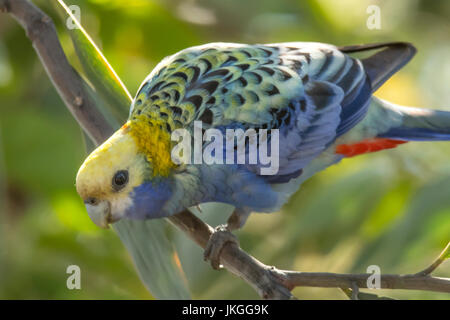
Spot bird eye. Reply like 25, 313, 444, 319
112, 170, 129, 191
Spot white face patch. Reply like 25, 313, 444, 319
109, 193, 134, 221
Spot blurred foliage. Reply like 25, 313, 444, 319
0, 0, 449, 299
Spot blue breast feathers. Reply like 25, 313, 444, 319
125, 181, 173, 219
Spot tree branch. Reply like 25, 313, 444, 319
3, 0, 449, 299
0, 0, 113, 145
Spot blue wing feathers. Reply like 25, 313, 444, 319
336, 76, 372, 137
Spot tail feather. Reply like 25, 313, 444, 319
376, 100, 450, 141
339, 42, 417, 91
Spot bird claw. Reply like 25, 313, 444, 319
203, 224, 239, 270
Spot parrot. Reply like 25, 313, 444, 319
75, 41, 450, 268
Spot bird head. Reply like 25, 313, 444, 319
76, 118, 176, 228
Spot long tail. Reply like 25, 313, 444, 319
335, 98, 450, 158
341, 42, 450, 141
376, 98, 450, 141
335, 41, 450, 158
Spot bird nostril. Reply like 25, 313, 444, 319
84, 197, 98, 206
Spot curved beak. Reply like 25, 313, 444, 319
84, 199, 115, 229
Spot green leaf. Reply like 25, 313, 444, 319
54, 0, 131, 123
441, 242, 450, 260
53, 0, 191, 299
114, 219, 190, 299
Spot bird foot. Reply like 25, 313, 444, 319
203, 224, 239, 270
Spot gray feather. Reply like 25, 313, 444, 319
339, 42, 417, 91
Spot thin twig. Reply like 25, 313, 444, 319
3, 0, 449, 299
281, 270, 450, 293
415, 242, 450, 277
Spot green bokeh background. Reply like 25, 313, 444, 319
0, 0, 449, 299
